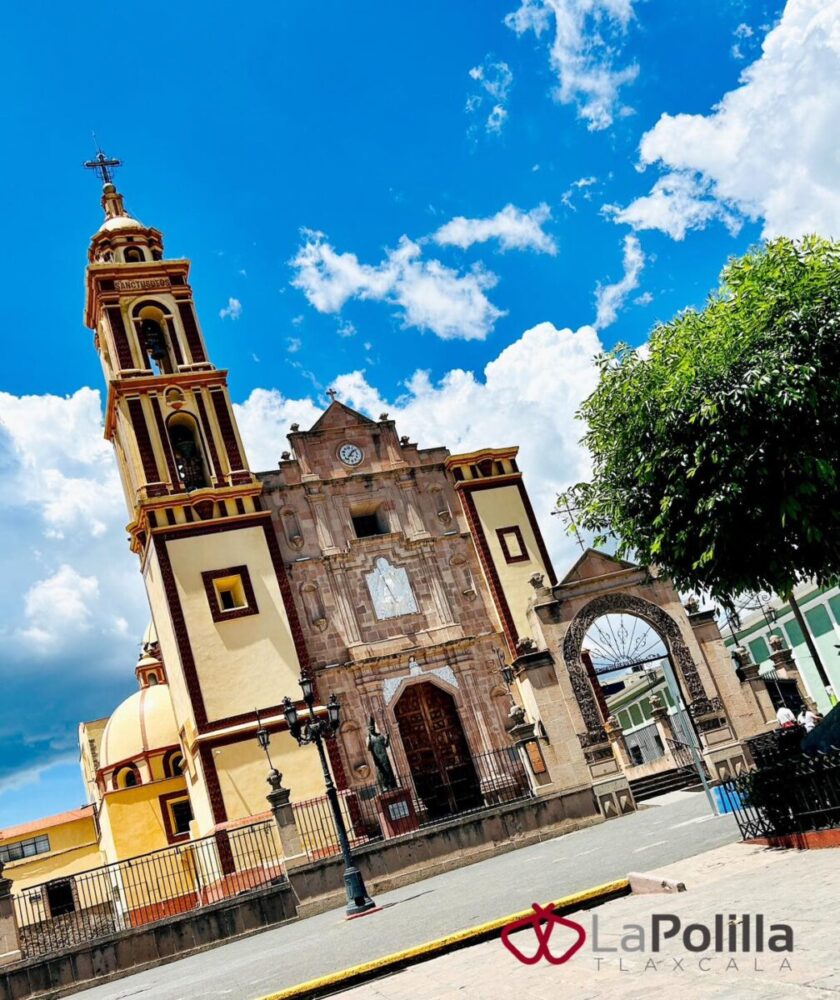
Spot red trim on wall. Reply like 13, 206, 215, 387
127, 397, 161, 485
158, 790, 191, 844
177, 301, 206, 363
210, 389, 245, 472
154, 537, 209, 728
496, 525, 529, 564
516, 479, 557, 585
165, 317, 185, 367
150, 394, 180, 489
105, 304, 135, 370
195, 389, 225, 487
459, 488, 519, 654
199, 743, 227, 825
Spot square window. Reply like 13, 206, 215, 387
170, 800, 193, 836
496, 526, 530, 564
215, 576, 246, 611
202, 566, 258, 622
46, 880, 75, 917
350, 502, 389, 539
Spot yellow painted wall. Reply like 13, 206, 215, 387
473, 485, 550, 640
4, 816, 103, 896
211, 735, 324, 823
98, 775, 188, 863
167, 526, 303, 722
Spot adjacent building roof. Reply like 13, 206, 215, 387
0, 805, 95, 843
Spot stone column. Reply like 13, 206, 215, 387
650, 693, 677, 744
604, 715, 633, 770
0, 862, 21, 967
266, 770, 307, 871
735, 645, 777, 724
769, 635, 818, 713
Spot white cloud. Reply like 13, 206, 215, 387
593, 234, 645, 329
290, 231, 505, 341
233, 389, 322, 472
433, 203, 557, 254
467, 58, 514, 134
337, 319, 357, 338
219, 297, 242, 320
604, 172, 742, 241
611, 0, 840, 240
505, 0, 640, 131
561, 175, 598, 210
633, 290, 653, 306
19, 565, 100, 651
286, 337, 302, 354
238, 322, 604, 569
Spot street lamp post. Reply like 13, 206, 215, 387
282, 677, 377, 918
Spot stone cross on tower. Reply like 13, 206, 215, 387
326, 388, 338, 403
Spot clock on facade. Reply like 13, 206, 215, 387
338, 442, 364, 467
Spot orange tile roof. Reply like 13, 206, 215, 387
0, 805, 94, 843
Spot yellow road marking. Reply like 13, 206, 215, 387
259, 878, 629, 1000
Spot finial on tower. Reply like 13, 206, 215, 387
83, 137, 122, 186
326, 388, 338, 403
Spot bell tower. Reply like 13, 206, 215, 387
83, 161, 322, 834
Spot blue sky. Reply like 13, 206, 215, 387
1, 0, 835, 827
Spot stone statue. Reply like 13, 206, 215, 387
366, 717, 397, 791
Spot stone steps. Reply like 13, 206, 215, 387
629, 766, 702, 802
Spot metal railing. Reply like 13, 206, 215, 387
722, 747, 840, 840
12, 819, 284, 959
293, 746, 532, 862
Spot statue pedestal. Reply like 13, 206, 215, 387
375, 787, 420, 838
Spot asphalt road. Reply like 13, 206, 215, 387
76, 790, 740, 1000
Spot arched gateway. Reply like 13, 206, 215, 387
512, 549, 781, 817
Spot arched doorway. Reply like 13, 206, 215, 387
582, 612, 696, 763
394, 682, 481, 819
563, 593, 717, 752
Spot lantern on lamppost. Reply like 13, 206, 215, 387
282, 679, 377, 918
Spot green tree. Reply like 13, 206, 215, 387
563, 236, 840, 610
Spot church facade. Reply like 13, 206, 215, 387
1, 177, 794, 936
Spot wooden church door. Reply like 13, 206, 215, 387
394, 682, 481, 818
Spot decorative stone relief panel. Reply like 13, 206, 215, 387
365, 557, 419, 621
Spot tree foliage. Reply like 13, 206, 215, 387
562, 236, 840, 605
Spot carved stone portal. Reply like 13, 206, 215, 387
562, 592, 707, 743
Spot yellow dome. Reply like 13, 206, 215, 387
100, 684, 179, 768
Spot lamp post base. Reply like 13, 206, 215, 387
343, 865, 378, 918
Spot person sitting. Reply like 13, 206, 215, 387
776, 704, 797, 728
797, 706, 820, 732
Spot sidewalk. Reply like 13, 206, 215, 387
331, 841, 840, 1000
75, 790, 738, 1000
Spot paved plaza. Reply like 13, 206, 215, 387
76, 790, 742, 1000
334, 839, 840, 1000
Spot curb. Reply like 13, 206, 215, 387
257, 878, 631, 1000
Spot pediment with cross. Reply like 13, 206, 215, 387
307, 399, 377, 434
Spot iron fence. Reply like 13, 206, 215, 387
722, 747, 840, 839
12, 819, 284, 959
293, 746, 532, 862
